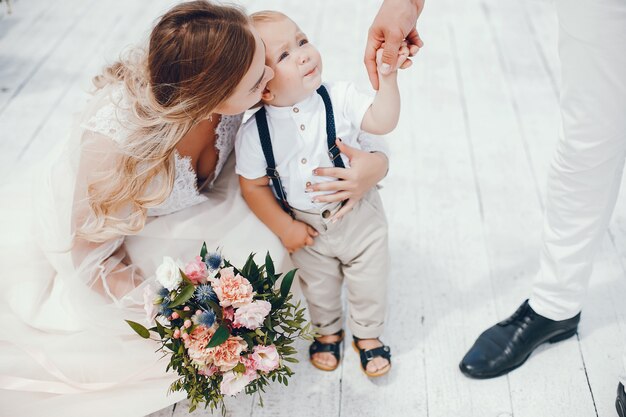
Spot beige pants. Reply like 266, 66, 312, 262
290, 189, 389, 339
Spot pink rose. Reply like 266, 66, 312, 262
205, 336, 247, 372
251, 344, 280, 373
185, 256, 208, 285
233, 300, 272, 330
211, 267, 254, 308
184, 326, 216, 368
220, 370, 256, 396
240, 355, 259, 376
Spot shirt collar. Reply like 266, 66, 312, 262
264, 91, 321, 119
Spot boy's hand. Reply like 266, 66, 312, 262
280, 219, 318, 253
376, 42, 411, 75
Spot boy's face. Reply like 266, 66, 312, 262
255, 17, 322, 107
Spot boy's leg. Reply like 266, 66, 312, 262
338, 190, 389, 339
290, 222, 344, 336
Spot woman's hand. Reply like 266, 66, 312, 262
309, 139, 389, 222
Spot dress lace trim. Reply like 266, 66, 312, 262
81, 86, 242, 217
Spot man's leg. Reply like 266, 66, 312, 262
460, 0, 626, 379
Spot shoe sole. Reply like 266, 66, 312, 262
460, 327, 578, 379
352, 342, 391, 378
310, 359, 340, 372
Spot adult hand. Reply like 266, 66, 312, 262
309, 139, 389, 222
365, 0, 425, 90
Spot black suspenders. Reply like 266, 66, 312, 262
254, 85, 345, 217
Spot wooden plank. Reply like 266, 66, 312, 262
0, 0, 96, 114
379, 1, 514, 415
16, 0, 177, 170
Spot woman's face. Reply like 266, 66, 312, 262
213, 26, 274, 115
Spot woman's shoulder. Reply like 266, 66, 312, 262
80, 83, 133, 144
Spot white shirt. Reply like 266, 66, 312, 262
235, 81, 374, 211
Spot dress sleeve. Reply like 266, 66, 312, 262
65, 128, 143, 303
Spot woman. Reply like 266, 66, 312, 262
0, 2, 389, 416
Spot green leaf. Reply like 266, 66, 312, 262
233, 362, 246, 373
125, 320, 150, 338
200, 242, 208, 260
241, 253, 256, 277
179, 269, 193, 286
155, 319, 166, 339
280, 269, 297, 298
169, 284, 195, 308
207, 325, 230, 348
265, 252, 275, 279
207, 300, 223, 320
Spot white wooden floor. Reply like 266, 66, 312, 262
2, 0, 625, 416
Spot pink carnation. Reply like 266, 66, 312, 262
251, 344, 280, 373
185, 256, 208, 285
233, 300, 272, 330
205, 335, 248, 372
211, 267, 254, 308
198, 365, 218, 377
223, 306, 235, 322
184, 326, 216, 368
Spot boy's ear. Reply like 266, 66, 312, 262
261, 88, 274, 103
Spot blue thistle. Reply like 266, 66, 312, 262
205, 252, 222, 270
194, 284, 218, 305
193, 309, 216, 328
158, 287, 170, 298
159, 306, 173, 317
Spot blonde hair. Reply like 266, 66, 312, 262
249, 10, 290, 25
79, 1, 255, 242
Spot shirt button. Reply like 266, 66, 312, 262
293, 107, 299, 113
301, 158, 307, 164
300, 124, 305, 131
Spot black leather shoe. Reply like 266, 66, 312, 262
617, 382, 626, 417
459, 300, 580, 379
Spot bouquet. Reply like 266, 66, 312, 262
126, 243, 312, 413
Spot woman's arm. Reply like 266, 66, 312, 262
70, 131, 141, 300
308, 138, 389, 221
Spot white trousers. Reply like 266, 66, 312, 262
526, 0, 626, 385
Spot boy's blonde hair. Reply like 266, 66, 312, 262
250, 10, 289, 25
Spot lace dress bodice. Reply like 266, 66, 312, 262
81, 86, 243, 217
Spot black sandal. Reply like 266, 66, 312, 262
352, 336, 392, 377
309, 330, 344, 371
